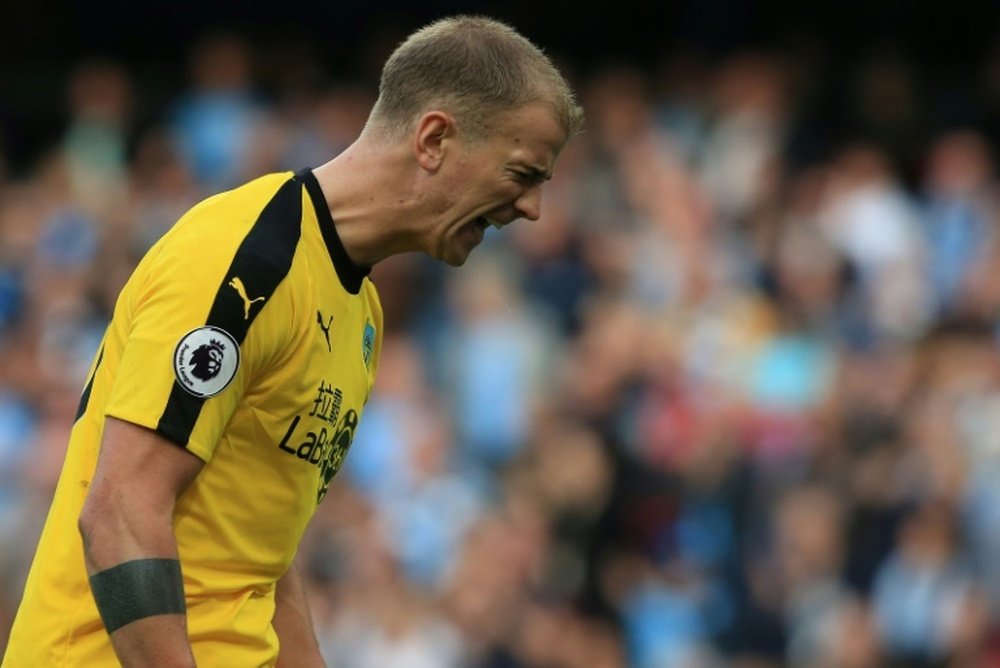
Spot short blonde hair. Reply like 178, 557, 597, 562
367, 15, 583, 141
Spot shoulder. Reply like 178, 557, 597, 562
153, 172, 303, 275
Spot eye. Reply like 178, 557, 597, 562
509, 169, 539, 185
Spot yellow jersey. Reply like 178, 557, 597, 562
3, 170, 382, 667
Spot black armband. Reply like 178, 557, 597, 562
89, 558, 187, 633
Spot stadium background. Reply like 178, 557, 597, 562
4, 1, 1000, 665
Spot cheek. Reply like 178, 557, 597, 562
441, 162, 489, 206
494, 182, 525, 206
421, 178, 460, 216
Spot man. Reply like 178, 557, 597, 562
2, 15, 582, 667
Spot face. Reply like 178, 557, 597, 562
429, 103, 569, 266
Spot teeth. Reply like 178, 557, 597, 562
475, 217, 504, 231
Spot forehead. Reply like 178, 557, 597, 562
485, 103, 568, 166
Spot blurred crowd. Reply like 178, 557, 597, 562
5, 30, 1000, 668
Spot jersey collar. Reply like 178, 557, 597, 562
295, 168, 371, 295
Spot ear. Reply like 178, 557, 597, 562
413, 111, 455, 172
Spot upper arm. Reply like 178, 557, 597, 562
80, 417, 204, 557
88, 417, 204, 509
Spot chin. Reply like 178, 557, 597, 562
433, 245, 473, 267
429, 235, 477, 266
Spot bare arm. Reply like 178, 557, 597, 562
273, 561, 326, 668
79, 416, 204, 668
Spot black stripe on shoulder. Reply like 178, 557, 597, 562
75, 344, 105, 423
156, 176, 303, 447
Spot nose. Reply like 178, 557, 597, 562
514, 185, 542, 221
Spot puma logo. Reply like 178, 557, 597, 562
229, 277, 266, 320
317, 310, 333, 351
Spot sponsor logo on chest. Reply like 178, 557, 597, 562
275, 379, 360, 504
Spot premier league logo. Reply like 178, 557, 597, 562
189, 339, 226, 381
173, 326, 240, 397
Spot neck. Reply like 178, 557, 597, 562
310, 136, 425, 266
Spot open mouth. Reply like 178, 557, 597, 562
475, 216, 504, 231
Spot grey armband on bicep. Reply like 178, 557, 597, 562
88, 558, 187, 633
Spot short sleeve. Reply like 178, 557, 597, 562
105, 175, 302, 461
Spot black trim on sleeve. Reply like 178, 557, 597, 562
155, 176, 302, 447
75, 344, 105, 423
295, 168, 371, 295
